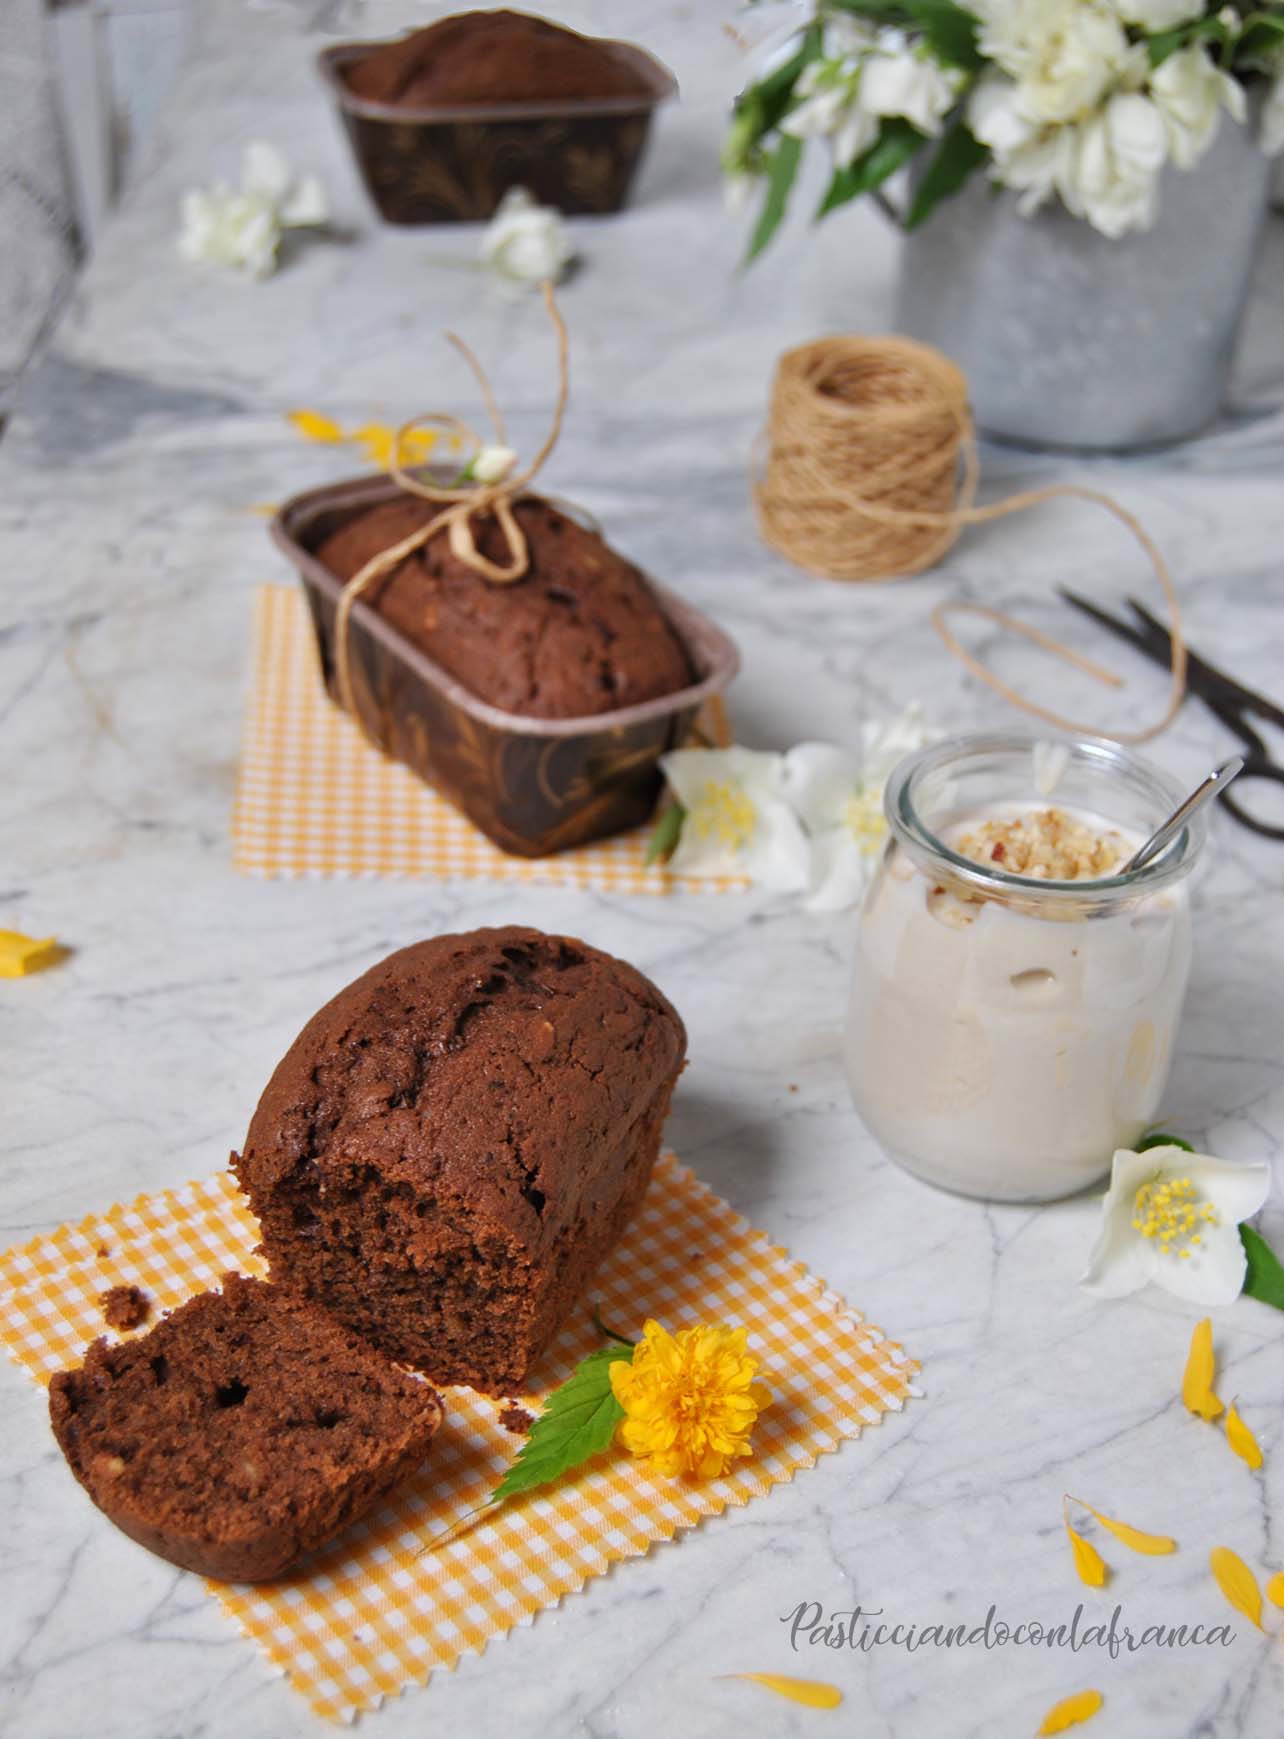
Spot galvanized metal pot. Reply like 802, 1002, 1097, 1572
895, 114, 1273, 450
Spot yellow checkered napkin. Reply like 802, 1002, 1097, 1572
0, 1156, 918, 1722
233, 586, 746, 893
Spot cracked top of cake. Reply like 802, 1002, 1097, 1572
314, 496, 693, 721
233, 926, 687, 1256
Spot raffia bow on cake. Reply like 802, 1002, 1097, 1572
332, 280, 569, 728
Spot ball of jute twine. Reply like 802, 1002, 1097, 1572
754, 334, 1188, 747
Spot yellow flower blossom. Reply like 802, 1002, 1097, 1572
610, 1319, 771, 1480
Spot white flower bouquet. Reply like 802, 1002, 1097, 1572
725, 1, 1284, 251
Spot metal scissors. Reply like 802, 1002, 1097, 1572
1059, 590, 1284, 840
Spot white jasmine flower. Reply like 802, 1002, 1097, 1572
1150, 44, 1246, 168
782, 64, 854, 138
660, 747, 811, 889
780, 705, 931, 912
480, 188, 573, 291
834, 104, 882, 167
861, 35, 964, 135
782, 61, 880, 165
1113, 0, 1206, 27
1081, 1145, 1271, 1305
1061, 91, 1169, 235
241, 140, 329, 226
178, 187, 281, 279
972, 0, 1138, 125
1264, 66, 1284, 155
470, 444, 518, 484
969, 73, 1072, 211
178, 141, 328, 280
823, 15, 877, 62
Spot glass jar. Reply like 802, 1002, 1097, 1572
845, 733, 1207, 1203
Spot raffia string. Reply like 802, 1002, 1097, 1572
753, 334, 1187, 746
333, 280, 569, 732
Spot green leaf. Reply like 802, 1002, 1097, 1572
1241, 1223, 1284, 1313
746, 134, 804, 262
904, 112, 987, 228
754, 21, 824, 120
724, 20, 823, 171
1147, 13, 1235, 66
645, 801, 686, 867
1136, 1132, 1195, 1154
824, 0, 983, 69
817, 119, 925, 218
1237, 11, 1284, 62
905, 0, 984, 71
491, 1345, 630, 1505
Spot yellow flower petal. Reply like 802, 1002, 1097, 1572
0, 931, 61, 978
287, 409, 344, 443
1037, 1689, 1104, 1734
1209, 1546, 1263, 1630
1181, 1317, 1224, 1421
350, 423, 438, 470
1065, 1523, 1109, 1588
1265, 1571, 1284, 1609
726, 1674, 842, 1710
1225, 1401, 1263, 1472
1080, 1504, 1176, 1556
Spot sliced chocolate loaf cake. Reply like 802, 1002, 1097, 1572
49, 1274, 442, 1581
233, 926, 686, 1393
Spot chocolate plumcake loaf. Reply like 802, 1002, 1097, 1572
233, 926, 686, 1392
314, 495, 692, 719
344, 10, 653, 107
49, 1274, 443, 1581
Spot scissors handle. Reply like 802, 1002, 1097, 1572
1218, 760, 1284, 841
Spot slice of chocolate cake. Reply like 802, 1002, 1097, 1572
49, 1273, 443, 1582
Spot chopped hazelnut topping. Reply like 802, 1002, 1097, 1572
956, 808, 1125, 882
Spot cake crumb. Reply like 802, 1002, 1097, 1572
101, 1284, 150, 1332
498, 1403, 533, 1435
96, 1244, 111, 1259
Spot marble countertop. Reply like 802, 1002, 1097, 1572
3, 3, 1283, 1735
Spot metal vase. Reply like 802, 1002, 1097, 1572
895, 115, 1273, 450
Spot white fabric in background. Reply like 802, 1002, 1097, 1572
0, 0, 79, 403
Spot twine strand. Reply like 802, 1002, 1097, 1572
333, 281, 568, 728
754, 335, 1187, 746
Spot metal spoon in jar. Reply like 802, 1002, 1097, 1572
1121, 756, 1245, 873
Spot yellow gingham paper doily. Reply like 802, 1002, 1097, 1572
232, 586, 746, 893
0, 1155, 918, 1723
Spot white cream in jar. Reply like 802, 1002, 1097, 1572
845, 737, 1206, 1203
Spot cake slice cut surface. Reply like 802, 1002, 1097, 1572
48, 1272, 443, 1581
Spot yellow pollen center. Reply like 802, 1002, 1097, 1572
1131, 1173, 1219, 1258
691, 780, 757, 852
842, 787, 886, 850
